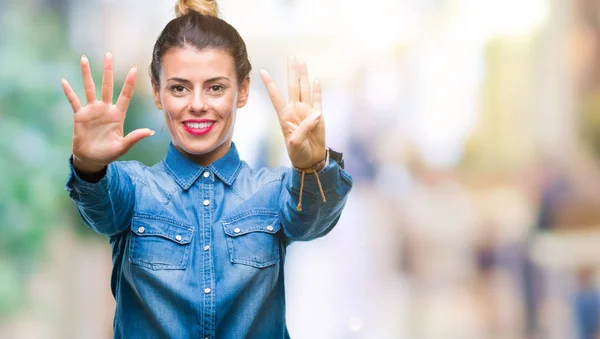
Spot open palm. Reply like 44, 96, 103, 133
260, 56, 326, 170
62, 53, 153, 174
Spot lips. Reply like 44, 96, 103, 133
182, 120, 215, 135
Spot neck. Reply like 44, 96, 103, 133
176, 141, 232, 167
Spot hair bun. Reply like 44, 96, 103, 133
175, 0, 218, 17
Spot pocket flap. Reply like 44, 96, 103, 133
131, 216, 194, 244
222, 210, 281, 237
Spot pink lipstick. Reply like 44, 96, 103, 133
182, 119, 215, 135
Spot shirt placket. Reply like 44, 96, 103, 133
200, 170, 216, 339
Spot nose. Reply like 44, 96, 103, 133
188, 90, 208, 113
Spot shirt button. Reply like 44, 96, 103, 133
203, 171, 210, 178
266, 225, 274, 232
204, 288, 211, 294
137, 226, 145, 234
175, 235, 182, 242
203, 200, 210, 206
234, 228, 241, 234
204, 245, 210, 251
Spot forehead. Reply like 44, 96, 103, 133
161, 46, 235, 80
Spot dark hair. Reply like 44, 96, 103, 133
150, 8, 251, 87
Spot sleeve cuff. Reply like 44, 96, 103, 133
64, 155, 109, 193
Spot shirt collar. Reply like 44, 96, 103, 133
163, 142, 242, 190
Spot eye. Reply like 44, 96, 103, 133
208, 85, 224, 93
169, 85, 187, 94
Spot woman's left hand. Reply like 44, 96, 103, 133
260, 56, 326, 170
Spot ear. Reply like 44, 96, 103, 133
236, 77, 251, 108
151, 81, 163, 110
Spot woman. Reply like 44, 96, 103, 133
62, 0, 352, 338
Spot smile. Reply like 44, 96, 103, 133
183, 120, 215, 135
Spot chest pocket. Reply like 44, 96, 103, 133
222, 210, 282, 268
128, 215, 194, 270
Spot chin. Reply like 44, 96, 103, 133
177, 138, 224, 155
179, 143, 214, 156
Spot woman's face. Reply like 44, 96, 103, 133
152, 46, 250, 166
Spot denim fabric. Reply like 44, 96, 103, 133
65, 142, 353, 339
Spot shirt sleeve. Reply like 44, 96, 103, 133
278, 155, 353, 242
64, 156, 135, 237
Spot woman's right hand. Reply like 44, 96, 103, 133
61, 53, 154, 175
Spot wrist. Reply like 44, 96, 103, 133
293, 148, 329, 173
72, 155, 107, 176
311, 154, 328, 172
292, 148, 330, 210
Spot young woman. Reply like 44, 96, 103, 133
62, 0, 352, 338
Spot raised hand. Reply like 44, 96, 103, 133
62, 53, 154, 174
260, 56, 326, 170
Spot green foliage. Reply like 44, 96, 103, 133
0, 3, 165, 319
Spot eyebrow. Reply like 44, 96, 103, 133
166, 76, 230, 84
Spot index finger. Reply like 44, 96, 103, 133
115, 67, 137, 113
260, 69, 285, 114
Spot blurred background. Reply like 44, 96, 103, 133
4, 0, 600, 338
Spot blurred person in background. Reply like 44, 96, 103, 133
573, 267, 600, 339
61, 0, 353, 338
526, 160, 571, 338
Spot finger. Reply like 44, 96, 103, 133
279, 120, 298, 139
116, 67, 137, 113
61, 78, 82, 113
298, 58, 311, 104
101, 52, 114, 103
288, 111, 322, 146
312, 79, 322, 112
81, 55, 97, 104
260, 69, 286, 114
287, 55, 300, 103
122, 128, 155, 152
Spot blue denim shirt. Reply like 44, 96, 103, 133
65, 142, 352, 339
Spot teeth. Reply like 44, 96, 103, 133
185, 122, 213, 129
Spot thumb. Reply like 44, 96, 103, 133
288, 111, 321, 145
122, 128, 155, 152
